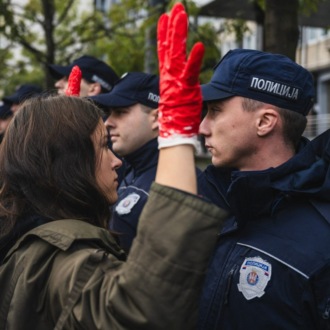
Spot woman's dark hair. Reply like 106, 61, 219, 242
0, 95, 111, 237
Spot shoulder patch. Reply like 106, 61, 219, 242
115, 193, 140, 215
237, 256, 272, 300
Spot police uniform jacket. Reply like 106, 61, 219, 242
110, 138, 159, 253
0, 183, 227, 330
197, 129, 330, 329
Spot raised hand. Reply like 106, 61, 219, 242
157, 2, 205, 149
65, 65, 82, 96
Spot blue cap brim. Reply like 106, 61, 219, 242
0, 105, 12, 118
90, 93, 137, 108
48, 64, 72, 79
201, 83, 234, 102
3, 95, 17, 104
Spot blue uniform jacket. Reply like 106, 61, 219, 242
110, 138, 159, 253
197, 129, 330, 329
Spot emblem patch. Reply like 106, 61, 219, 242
237, 256, 272, 300
115, 193, 140, 215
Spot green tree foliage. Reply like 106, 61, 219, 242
93, 0, 221, 81
0, 0, 221, 94
0, 0, 110, 92
93, 0, 154, 76
186, 2, 221, 83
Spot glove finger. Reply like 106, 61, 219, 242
167, 2, 185, 40
183, 42, 205, 86
168, 10, 188, 75
157, 13, 169, 73
65, 65, 82, 96
167, 3, 186, 70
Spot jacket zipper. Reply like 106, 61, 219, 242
224, 264, 238, 305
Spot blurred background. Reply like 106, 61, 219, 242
1, 0, 330, 168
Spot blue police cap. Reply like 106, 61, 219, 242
90, 72, 160, 109
49, 55, 119, 92
3, 84, 42, 105
202, 49, 315, 115
0, 102, 13, 119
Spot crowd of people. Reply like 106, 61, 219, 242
0, 2, 329, 329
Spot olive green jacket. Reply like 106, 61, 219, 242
0, 183, 227, 330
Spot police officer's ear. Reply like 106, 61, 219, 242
150, 108, 158, 131
88, 83, 102, 96
256, 107, 279, 137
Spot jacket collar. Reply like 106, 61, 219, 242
231, 130, 330, 220
206, 129, 330, 223
5, 219, 126, 261
124, 138, 159, 175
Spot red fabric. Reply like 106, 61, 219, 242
65, 65, 82, 96
157, 3, 205, 138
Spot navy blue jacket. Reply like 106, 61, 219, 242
110, 138, 159, 253
198, 130, 330, 329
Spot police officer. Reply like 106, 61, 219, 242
91, 72, 160, 253
197, 49, 330, 329
3, 84, 42, 114
48, 55, 119, 97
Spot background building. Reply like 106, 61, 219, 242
199, 0, 330, 140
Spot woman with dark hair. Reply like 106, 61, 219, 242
0, 5, 227, 329
0, 96, 118, 241
0, 92, 226, 330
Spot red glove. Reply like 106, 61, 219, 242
157, 3, 205, 149
65, 65, 82, 96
